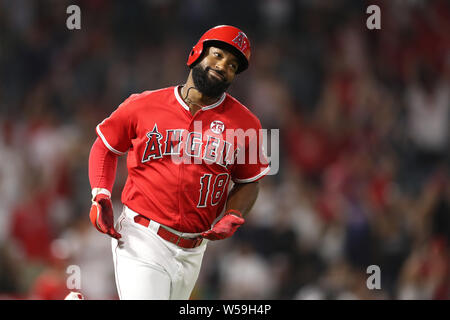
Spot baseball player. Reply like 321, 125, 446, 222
88, 25, 270, 300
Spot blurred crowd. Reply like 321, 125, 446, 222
0, 0, 449, 300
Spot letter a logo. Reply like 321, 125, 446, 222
142, 124, 163, 162
232, 32, 245, 50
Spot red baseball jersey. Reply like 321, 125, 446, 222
96, 86, 270, 233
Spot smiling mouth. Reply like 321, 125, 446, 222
208, 69, 225, 81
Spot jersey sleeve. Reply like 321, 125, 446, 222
96, 94, 139, 155
231, 120, 270, 183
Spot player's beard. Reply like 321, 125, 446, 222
192, 64, 231, 99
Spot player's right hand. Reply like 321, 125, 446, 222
89, 194, 121, 239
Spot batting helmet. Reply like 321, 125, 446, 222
187, 25, 251, 74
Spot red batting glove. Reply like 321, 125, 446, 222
201, 210, 245, 241
89, 194, 121, 239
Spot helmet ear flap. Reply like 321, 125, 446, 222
187, 41, 205, 68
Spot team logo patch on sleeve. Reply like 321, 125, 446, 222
210, 120, 225, 134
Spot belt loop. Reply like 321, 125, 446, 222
148, 220, 160, 233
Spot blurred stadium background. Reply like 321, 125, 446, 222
0, 0, 449, 300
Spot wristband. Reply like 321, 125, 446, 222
225, 209, 243, 218
91, 188, 111, 201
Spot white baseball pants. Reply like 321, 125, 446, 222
111, 206, 208, 300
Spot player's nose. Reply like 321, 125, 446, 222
213, 67, 224, 77
214, 60, 227, 73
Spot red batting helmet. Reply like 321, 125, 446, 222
187, 25, 251, 74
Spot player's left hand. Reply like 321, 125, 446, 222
201, 210, 245, 241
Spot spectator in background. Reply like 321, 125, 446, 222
10, 166, 53, 263
218, 242, 276, 299
397, 169, 450, 299
28, 257, 69, 300
53, 213, 118, 300
0, 120, 25, 244
405, 63, 449, 187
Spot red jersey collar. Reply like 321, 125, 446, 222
174, 85, 226, 112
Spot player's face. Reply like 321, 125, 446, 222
192, 46, 239, 98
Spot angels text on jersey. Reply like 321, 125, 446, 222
141, 121, 268, 168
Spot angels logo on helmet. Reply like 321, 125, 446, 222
232, 32, 248, 51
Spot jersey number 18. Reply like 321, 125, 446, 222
197, 173, 229, 208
